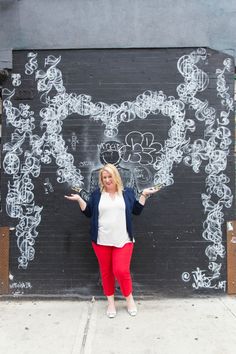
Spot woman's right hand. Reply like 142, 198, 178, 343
64, 194, 81, 201
65, 193, 87, 211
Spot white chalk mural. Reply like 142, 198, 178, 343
2, 48, 234, 292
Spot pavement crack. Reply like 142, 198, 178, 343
219, 297, 236, 319
79, 297, 96, 354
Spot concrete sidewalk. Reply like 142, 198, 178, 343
0, 296, 236, 354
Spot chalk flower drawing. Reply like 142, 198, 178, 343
2, 48, 233, 293
121, 131, 163, 165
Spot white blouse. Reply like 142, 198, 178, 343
97, 192, 132, 247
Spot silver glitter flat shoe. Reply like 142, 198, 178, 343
106, 310, 117, 318
127, 308, 137, 316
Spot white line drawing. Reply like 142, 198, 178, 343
133, 166, 152, 184
180, 55, 233, 289
121, 131, 163, 165
25, 52, 38, 76
36, 55, 64, 103
2, 89, 43, 269
182, 266, 226, 291
67, 132, 80, 151
2, 48, 234, 293
11, 73, 21, 87
3, 55, 84, 268
43, 177, 54, 194
182, 272, 191, 282
10, 281, 32, 289
10, 281, 32, 295
3, 152, 20, 175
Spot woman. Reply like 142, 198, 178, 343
65, 163, 159, 318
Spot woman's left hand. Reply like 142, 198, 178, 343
138, 186, 161, 205
142, 186, 161, 198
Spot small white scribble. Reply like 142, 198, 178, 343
11, 73, 21, 87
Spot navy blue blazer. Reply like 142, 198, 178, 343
82, 188, 144, 243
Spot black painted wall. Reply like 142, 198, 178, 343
0, 48, 235, 296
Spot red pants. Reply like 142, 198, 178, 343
92, 242, 134, 297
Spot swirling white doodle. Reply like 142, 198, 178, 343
25, 52, 38, 76
2, 89, 43, 269
36, 55, 65, 103
180, 52, 233, 289
3, 55, 85, 268
2, 48, 233, 285
11, 73, 21, 87
34, 56, 84, 187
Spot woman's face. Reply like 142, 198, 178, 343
101, 170, 116, 192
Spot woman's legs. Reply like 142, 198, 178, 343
92, 243, 116, 314
92, 242, 115, 296
112, 243, 137, 313
92, 242, 136, 315
112, 242, 134, 297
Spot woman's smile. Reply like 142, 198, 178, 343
102, 171, 116, 192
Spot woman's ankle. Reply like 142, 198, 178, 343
125, 293, 134, 302
125, 294, 136, 308
107, 294, 115, 302
107, 295, 116, 308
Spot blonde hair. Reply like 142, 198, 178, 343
99, 163, 124, 194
